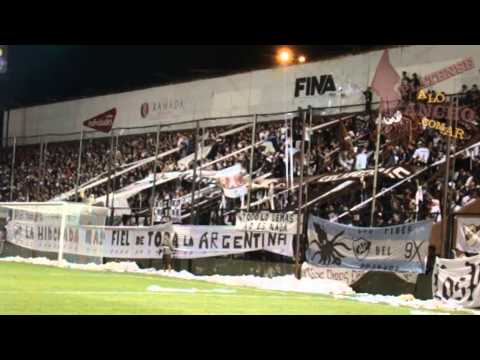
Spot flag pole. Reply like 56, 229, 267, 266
107, 130, 113, 225
305, 106, 313, 206
289, 116, 294, 192
246, 114, 257, 212
190, 120, 200, 225
295, 109, 306, 280
9, 136, 16, 202
150, 124, 161, 225
284, 116, 290, 191
370, 102, 384, 226
442, 97, 458, 258
75, 128, 84, 202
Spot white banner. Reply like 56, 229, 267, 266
177, 145, 213, 170
164, 225, 293, 259
301, 262, 419, 285
433, 254, 480, 308
307, 215, 433, 273
215, 164, 247, 199
5, 219, 293, 259
456, 217, 480, 254
301, 262, 367, 285
235, 211, 298, 234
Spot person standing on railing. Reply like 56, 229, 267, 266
411, 73, 421, 102
363, 87, 373, 116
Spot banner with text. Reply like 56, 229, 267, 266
433, 254, 480, 309
235, 212, 298, 234
5, 220, 293, 259
306, 215, 433, 273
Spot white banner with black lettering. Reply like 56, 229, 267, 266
456, 217, 480, 254
5, 220, 293, 259
235, 211, 298, 234
433, 254, 480, 309
306, 215, 433, 273
301, 262, 419, 285
163, 225, 293, 259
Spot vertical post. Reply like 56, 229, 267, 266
188, 120, 200, 274
190, 120, 200, 224
289, 116, 294, 191
295, 110, 306, 280
150, 125, 161, 225
41, 138, 47, 201
105, 130, 114, 224
284, 116, 290, 191
305, 107, 313, 205
442, 97, 458, 258
37, 137, 43, 201
246, 115, 257, 212
370, 113, 383, 226
9, 136, 16, 202
75, 128, 84, 202
58, 210, 67, 264
110, 129, 116, 223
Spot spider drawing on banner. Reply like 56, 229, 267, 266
309, 224, 352, 266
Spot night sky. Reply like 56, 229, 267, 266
0, 45, 380, 109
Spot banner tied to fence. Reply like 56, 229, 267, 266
235, 211, 298, 234
301, 262, 418, 286
5, 219, 293, 259
306, 215, 433, 273
455, 217, 480, 254
433, 254, 480, 309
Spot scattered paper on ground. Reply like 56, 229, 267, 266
1, 256, 478, 314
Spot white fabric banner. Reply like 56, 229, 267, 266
307, 215, 433, 273
5, 219, 293, 259
301, 262, 419, 285
301, 262, 367, 285
433, 254, 480, 308
177, 145, 213, 170
235, 211, 298, 234
164, 225, 293, 259
215, 164, 247, 199
456, 217, 480, 254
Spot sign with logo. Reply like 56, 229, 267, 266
306, 215, 433, 273
83, 108, 116, 133
433, 254, 480, 308
235, 211, 298, 234
140, 99, 185, 119
294, 75, 336, 98
456, 217, 480, 254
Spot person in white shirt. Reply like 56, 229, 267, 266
338, 150, 354, 171
412, 141, 430, 164
354, 147, 372, 170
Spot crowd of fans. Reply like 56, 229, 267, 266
2, 73, 480, 231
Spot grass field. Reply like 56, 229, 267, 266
0, 262, 463, 315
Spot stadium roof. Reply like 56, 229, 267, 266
0, 45, 392, 110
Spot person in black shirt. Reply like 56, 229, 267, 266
402, 71, 411, 84
411, 73, 421, 102
363, 87, 373, 115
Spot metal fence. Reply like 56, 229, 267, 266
1, 91, 478, 264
